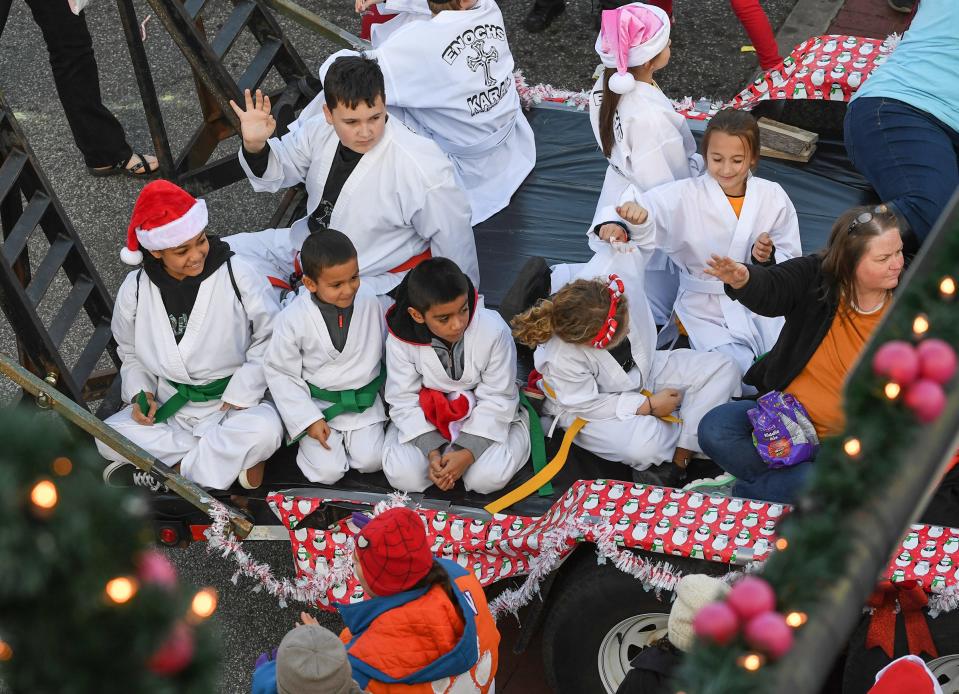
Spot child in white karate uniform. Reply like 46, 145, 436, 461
590, 3, 703, 325
383, 258, 530, 494
599, 109, 802, 380
227, 55, 478, 303
99, 181, 283, 491
511, 244, 741, 483
339, 0, 536, 224
265, 230, 387, 484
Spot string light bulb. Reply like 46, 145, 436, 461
912, 314, 930, 337
105, 577, 138, 604
738, 652, 765, 671
843, 438, 862, 458
52, 457, 72, 476
0, 639, 11, 662
775, 538, 789, 551
940, 276, 956, 299
190, 588, 218, 619
786, 611, 808, 628
30, 480, 58, 510
884, 382, 901, 400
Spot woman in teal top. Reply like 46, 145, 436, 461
844, 0, 959, 250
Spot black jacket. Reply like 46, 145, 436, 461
615, 643, 682, 694
726, 254, 839, 394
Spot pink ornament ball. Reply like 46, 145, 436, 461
918, 339, 957, 385
147, 621, 195, 676
693, 601, 740, 645
745, 611, 794, 659
138, 549, 177, 590
872, 340, 920, 385
905, 379, 947, 423
727, 576, 777, 621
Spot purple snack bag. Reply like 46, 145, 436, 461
747, 391, 820, 468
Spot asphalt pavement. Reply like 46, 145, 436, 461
0, 0, 800, 690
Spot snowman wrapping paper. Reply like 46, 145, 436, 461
266, 481, 959, 613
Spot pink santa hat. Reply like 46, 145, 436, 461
121, 180, 209, 265
595, 3, 670, 95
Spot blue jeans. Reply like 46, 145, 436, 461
697, 400, 813, 504
845, 97, 959, 245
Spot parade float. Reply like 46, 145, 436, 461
0, 1, 956, 691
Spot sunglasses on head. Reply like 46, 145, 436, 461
847, 206, 893, 235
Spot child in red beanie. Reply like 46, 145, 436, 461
336, 506, 500, 693
97, 180, 283, 491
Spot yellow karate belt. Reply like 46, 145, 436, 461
483, 383, 681, 515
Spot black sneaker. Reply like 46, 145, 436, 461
632, 462, 687, 489
498, 256, 551, 324
103, 461, 169, 493
523, 0, 566, 33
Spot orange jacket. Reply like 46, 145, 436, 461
338, 560, 499, 693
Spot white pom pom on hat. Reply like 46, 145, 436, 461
122, 180, 209, 265
608, 71, 637, 94
119, 246, 143, 266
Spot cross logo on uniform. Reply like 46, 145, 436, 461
467, 39, 499, 88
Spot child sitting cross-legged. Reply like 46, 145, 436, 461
383, 258, 531, 494
511, 249, 741, 487
264, 230, 388, 484
99, 180, 283, 491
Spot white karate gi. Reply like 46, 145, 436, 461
382, 298, 530, 494
97, 259, 284, 490
535, 241, 741, 470
588, 79, 704, 325
613, 175, 802, 375
230, 118, 478, 299
309, 0, 535, 225
264, 287, 387, 484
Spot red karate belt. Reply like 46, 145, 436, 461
388, 248, 432, 274
360, 4, 395, 41
866, 579, 938, 659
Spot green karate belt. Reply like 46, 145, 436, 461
137, 375, 232, 423
290, 368, 387, 444
518, 391, 551, 497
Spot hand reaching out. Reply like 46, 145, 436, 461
228, 89, 275, 154
597, 223, 628, 244
355, 0, 383, 12
704, 255, 750, 289
751, 232, 775, 263
616, 202, 648, 226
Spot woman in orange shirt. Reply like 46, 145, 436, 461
690, 205, 904, 503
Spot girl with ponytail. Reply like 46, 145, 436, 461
589, 3, 704, 326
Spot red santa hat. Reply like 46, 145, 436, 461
868, 655, 942, 694
121, 180, 209, 265
354, 507, 433, 597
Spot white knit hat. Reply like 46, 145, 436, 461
595, 3, 671, 95
667, 574, 730, 652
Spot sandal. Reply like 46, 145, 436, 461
88, 152, 159, 179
